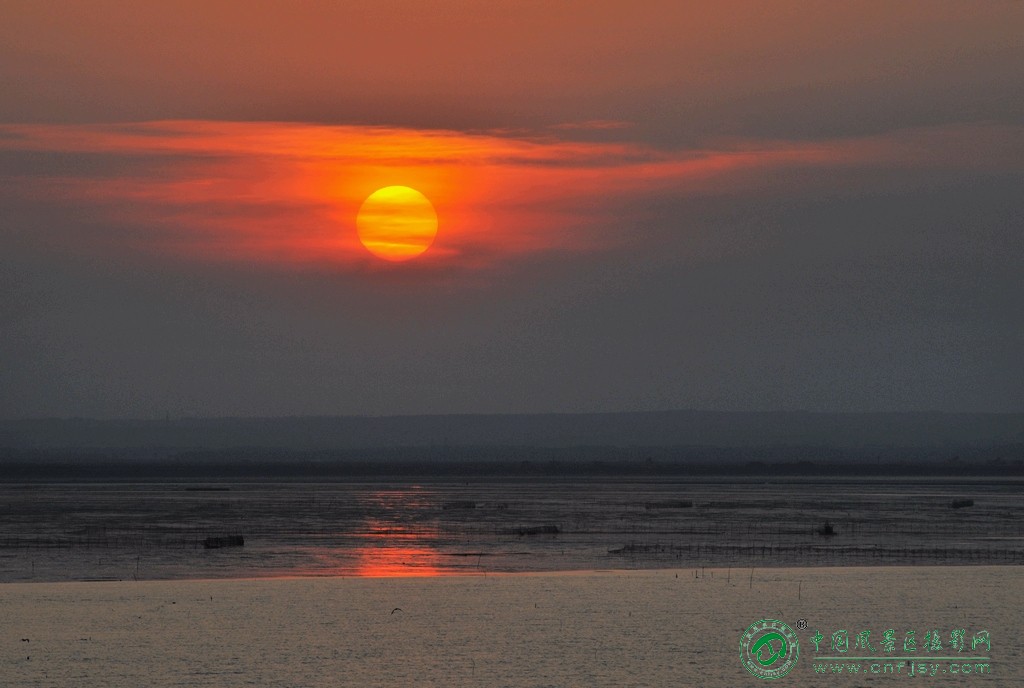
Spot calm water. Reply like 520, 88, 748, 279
1, 478, 1022, 582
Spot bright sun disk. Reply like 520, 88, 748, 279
356, 186, 438, 261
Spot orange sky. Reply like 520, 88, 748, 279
1, 2, 1022, 418
0, 120, 1019, 271
2, 2, 1020, 141
1, 1, 1020, 273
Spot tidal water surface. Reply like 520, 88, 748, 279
2, 477, 1022, 582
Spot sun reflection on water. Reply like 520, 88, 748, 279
296, 488, 476, 578
349, 545, 446, 578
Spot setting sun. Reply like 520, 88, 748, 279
356, 185, 438, 261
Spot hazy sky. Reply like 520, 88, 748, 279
1, 1, 1022, 418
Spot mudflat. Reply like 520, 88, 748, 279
2, 566, 1019, 687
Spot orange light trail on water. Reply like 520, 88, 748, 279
347, 545, 447, 578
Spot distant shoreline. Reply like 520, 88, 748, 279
4, 410, 1023, 451
2, 457, 1022, 482
4, 411, 1021, 480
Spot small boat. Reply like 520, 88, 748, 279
203, 535, 244, 549
644, 500, 693, 509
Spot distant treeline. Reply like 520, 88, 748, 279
1, 444, 1021, 481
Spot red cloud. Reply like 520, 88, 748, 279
1, 121, 1019, 270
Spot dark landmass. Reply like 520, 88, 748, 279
4, 411, 1024, 450
1, 452, 1021, 481
1, 411, 1022, 480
